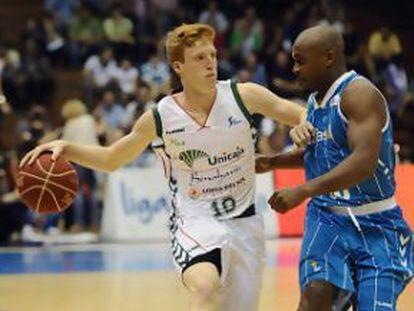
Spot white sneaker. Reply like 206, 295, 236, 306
21, 225, 47, 243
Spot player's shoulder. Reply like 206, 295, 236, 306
342, 75, 386, 117
215, 79, 233, 92
153, 93, 174, 111
344, 76, 383, 99
343, 76, 385, 106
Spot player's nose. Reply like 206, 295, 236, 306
292, 64, 300, 76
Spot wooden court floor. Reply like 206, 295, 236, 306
0, 241, 412, 311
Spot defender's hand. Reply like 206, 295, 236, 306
255, 156, 275, 174
268, 186, 308, 213
290, 121, 315, 148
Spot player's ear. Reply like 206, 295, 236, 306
172, 61, 183, 75
326, 49, 334, 68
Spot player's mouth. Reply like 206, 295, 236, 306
296, 77, 306, 87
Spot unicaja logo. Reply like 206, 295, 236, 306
179, 149, 209, 168
208, 146, 245, 166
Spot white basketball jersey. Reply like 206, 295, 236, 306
152, 80, 257, 220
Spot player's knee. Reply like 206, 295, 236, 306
298, 281, 336, 311
188, 279, 219, 302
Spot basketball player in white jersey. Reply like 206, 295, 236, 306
21, 24, 308, 311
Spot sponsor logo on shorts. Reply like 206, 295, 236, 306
375, 301, 393, 309
399, 233, 410, 268
311, 261, 322, 272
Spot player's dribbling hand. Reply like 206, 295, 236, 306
289, 121, 315, 148
20, 140, 67, 168
268, 187, 308, 213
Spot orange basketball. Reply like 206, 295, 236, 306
17, 153, 79, 214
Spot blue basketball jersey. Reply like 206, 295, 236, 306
304, 70, 396, 208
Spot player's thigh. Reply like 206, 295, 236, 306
221, 214, 265, 311
299, 213, 353, 293
170, 215, 229, 278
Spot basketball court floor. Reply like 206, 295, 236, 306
0, 239, 412, 310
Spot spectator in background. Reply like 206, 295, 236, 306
42, 14, 66, 66
103, 4, 135, 61
2, 50, 27, 110
382, 55, 412, 123
0, 47, 5, 75
19, 105, 53, 146
44, 0, 80, 25
21, 17, 46, 49
217, 50, 235, 80
132, 1, 162, 63
94, 89, 125, 131
0, 151, 26, 245
61, 99, 100, 231
245, 52, 266, 86
318, 1, 345, 34
230, 7, 264, 65
150, 0, 182, 35
61, 99, 99, 147
114, 57, 139, 100
83, 46, 118, 106
265, 25, 283, 61
267, 50, 301, 99
236, 68, 251, 83
342, 21, 371, 77
140, 51, 170, 98
22, 39, 55, 107
0, 93, 12, 117
280, 7, 301, 52
198, 1, 229, 51
121, 83, 154, 132
68, 4, 103, 67
368, 26, 402, 75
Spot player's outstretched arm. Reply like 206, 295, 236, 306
237, 82, 308, 127
255, 148, 305, 174
20, 110, 157, 173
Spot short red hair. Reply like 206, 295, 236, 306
166, 23, 216, 64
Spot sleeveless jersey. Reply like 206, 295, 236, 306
304, 70, 396, 208
152, 80, 257, 219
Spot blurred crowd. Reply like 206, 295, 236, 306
0, 0, 413, 244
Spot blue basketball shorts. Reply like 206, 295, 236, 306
299, 203, 413, 310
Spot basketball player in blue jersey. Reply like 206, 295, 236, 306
257, 25, 413, 310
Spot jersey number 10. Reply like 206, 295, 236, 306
211, 197, 236, 217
